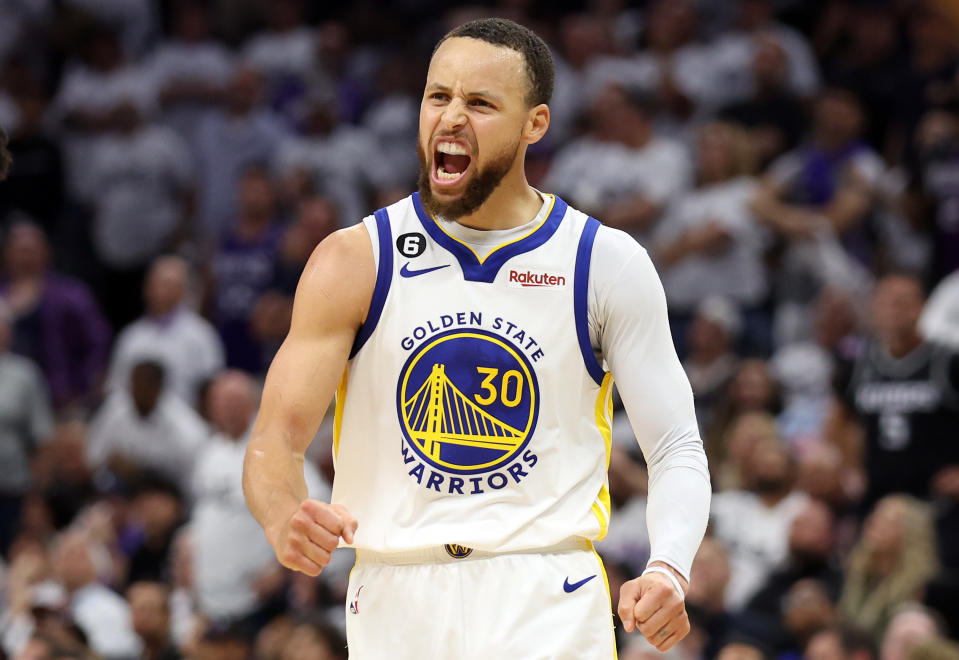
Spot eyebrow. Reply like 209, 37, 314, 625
426, 83, 504, 104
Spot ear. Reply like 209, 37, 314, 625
523, 104, 550, 145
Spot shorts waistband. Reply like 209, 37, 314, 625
355, 537, 592, 565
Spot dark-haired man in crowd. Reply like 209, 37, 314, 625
828, 273, 959, 509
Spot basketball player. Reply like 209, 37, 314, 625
244, 18, 711, 658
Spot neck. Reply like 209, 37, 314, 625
759, 490, 788, 507
885, 332, 922, 358
452, 172, 543, 231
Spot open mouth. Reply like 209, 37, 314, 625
433, 141, 472, 185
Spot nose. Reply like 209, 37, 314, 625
439, 97, 467, 132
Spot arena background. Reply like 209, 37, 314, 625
0, 0, 958, 658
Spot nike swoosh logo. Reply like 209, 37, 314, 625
563, 575, 597, 593
400, 263, 450, 278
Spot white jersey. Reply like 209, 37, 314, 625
332, 193, 614, 554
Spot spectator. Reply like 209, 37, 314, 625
778, 578, 837, 656
543, 83, 691, 238
148, 0, 234, 142
715, 639, 768, 660
241, 0, 320, 113
828, 274, 959, 508
0, 299, 53, 555
719, 35, 807, 167
585, 0, 714, 127
0, 76, 65, 235
49, 530, 141, 659
839, 497, 939, 639
711, 435, 809, 610
52, 27, 156, 201
31, 422, 96, 530
193, 66, 286, 238
889, 3, 959, 166
122, 477, 186, 584
805, 623, 877, 660
86, 361, 208, 492
906, 109, 959, 285
61, 0, 157, 58
0, 221, 111, 410
272, 94, 392, 226
707, 359, 783, 463
84, 101, 194, 329
736, 501, 841, 651
209, 167, 284, 373
685, 537, 733, 660
126, 581, 178, 660
280, 621, 347, 660
191, 371, 328, 625
107, 255, 224, 405
709, 0, 821, 106
682, 297, 742, 428
880, 605, 946, 660
655, 122, 768, 342
820, 3, 901, 157
752, 87, 882, 270
166, 527, 199, 653
361, 52, 421, 186
250, 196, 338, 352
191, 623, 251, 660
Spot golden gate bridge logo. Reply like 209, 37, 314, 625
397, 330, 538, 474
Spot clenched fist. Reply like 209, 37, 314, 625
269, 500, 358, 577
618, 568, 690, 652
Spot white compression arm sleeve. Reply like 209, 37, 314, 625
589, 227, 711, 581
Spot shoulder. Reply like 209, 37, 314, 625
291, 222, 377, 327
591, 224, 647, 263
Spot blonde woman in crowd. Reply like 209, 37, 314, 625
839, 495, 939, 638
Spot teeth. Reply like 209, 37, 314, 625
436, 165, 463, 180
436, 142, 468, 155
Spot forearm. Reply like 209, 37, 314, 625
645, 434, 711, 581
243, 436, 310, 545
750, 185, 795, 230
597, 240, 711, 582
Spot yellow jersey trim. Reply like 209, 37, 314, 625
430, 194, 557, 265
590, 541, 619, 660
591, 373, 614, 540
333, 367, 349, 458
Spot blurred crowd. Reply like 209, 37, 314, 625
0, 0, 958, 658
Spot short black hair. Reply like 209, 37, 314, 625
435, 18, 554, 108
0, 126, 11, 181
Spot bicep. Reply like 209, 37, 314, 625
600, 248, 700, 464
252, 226, 375, 457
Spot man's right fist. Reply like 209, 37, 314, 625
270, 500, 358, 577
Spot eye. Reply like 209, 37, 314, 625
469, 98, 492, 108
429, 92, 449, 102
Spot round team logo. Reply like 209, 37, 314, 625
396, 329, 539, 475
444, 544, 473, 559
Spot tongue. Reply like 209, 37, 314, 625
443, 154, 470, 174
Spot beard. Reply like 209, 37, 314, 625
417, 135, 519, 222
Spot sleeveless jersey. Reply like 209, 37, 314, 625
330, 193, 614, 554
841, 340, 959, 506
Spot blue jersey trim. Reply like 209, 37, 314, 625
411, 192, 567, 283
574, 217, 606, 385
350, 208, 393, 358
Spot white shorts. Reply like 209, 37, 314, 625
344, 539, 617, 660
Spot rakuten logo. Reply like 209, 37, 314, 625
507, 269, 567, 288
